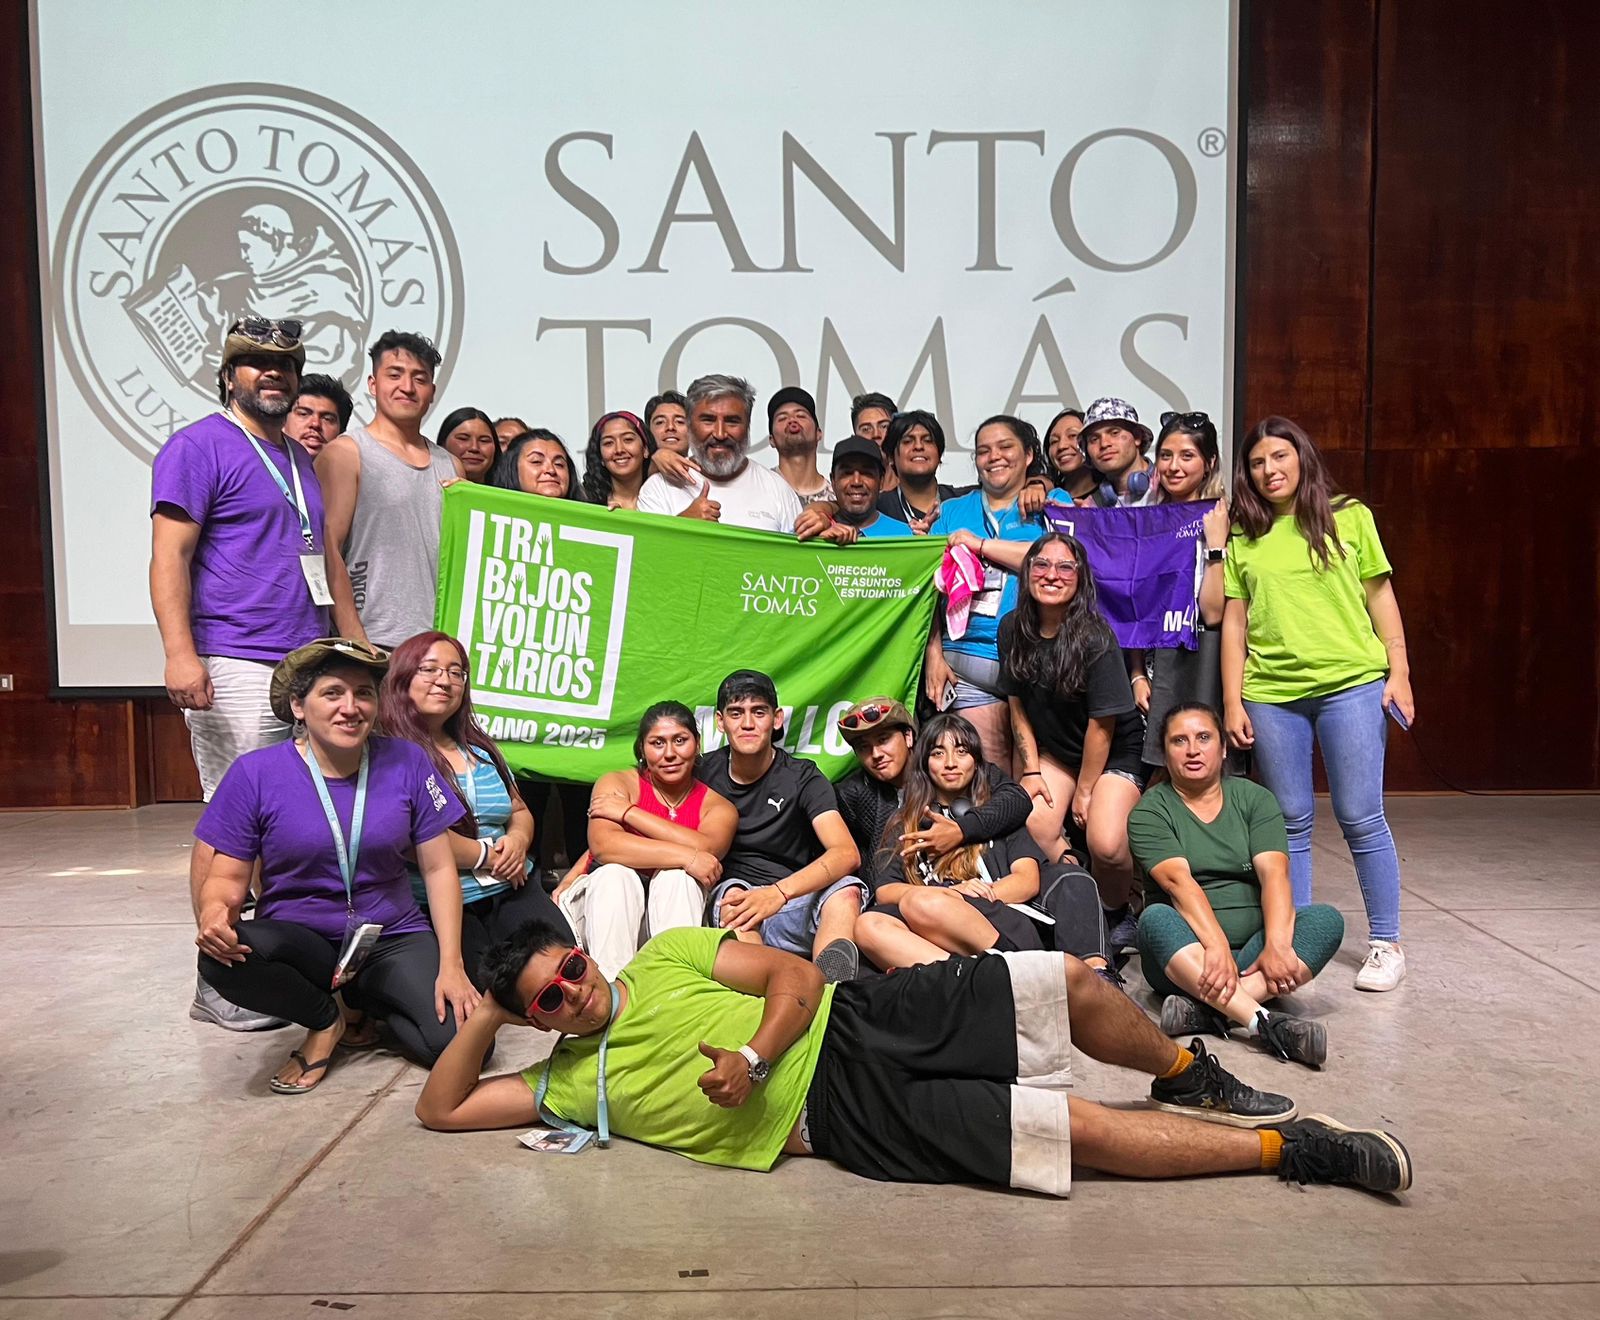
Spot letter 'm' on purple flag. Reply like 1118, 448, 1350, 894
1042, 501, 1214, 650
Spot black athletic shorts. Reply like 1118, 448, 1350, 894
805, 950, 1074, 1196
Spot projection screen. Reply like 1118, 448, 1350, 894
30, 0, 1241, 691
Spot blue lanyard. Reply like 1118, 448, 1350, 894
304, 744, 369, 912
456, 744, 481, 814
226, 409, 315, 551
534, 980, 619, 1148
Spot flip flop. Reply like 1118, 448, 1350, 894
268, 1049, 333, 1095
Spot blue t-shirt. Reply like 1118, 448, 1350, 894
409, 749, 523, 904
930, 488, 1064, 659
856, 512, 913, 539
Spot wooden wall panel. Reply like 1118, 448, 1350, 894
0, 0, 138, 808
1239, 0, 1376, 451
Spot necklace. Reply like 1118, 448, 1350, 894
650, 775, 694, 820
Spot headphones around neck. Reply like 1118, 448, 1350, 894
1094, 468, 1151, 507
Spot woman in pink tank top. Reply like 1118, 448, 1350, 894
551, 702, 739, 978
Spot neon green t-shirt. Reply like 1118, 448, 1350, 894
521, 927, 835, 1171
1224, 501, 1393, 702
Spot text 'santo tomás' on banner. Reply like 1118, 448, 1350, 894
1043, 501, 1215, 651
434, 483, 947, 781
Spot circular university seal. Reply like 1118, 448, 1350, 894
52, 83, 463, 462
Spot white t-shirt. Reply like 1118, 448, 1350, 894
636, 461, 804, 533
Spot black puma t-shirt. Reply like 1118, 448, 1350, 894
697, 746, 840, 886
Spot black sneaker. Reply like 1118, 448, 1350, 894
813, 938, 860, 984
1148, 1039, 1297, 1128
1160, 994, 1233, 1041
1255, 1011, 1327, 1069
1273, 1115, 1413, 1193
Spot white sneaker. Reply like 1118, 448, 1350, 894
1354, 940, 1407, 992
189, 979, 287, 1031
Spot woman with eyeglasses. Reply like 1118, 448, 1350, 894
999, 534, 1146, 920
1223, 417, 1413, 992
194, 639, 480, 1094
551, 701, 739, 979
581, 410, 656, 510
1042, 407, 1099, 503
1126, 411, 1233, 771
378, 631, 572, 984
855, 713, 1046, 969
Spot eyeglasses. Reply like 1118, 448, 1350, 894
230, 317, 303, 347
1160, 411, 1213, 431
416, 663, 468, 685
839, 701, 894, 732
1029, 559, 1080, 577
527, 947, 589, 1018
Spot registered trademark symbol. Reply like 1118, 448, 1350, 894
1197, 127, 1227, 157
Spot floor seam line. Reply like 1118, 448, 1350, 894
1439, 910, 1600, 995
157, 1060, 410, 1320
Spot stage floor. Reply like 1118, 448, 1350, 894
2, 796, 1596, 1320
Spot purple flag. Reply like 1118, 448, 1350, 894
1042, 501, 1213, 650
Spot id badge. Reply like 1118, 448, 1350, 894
970, 564, 1005, 618
300, 553, 335, 606
518, 1125, 594, 1155
332, 913, 383, 988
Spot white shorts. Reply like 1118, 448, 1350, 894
184, 656, 293, 800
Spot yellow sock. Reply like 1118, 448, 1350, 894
1158, 1046, 1195, 1080
1259, 1130, 1284, 1170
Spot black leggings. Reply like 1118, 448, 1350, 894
451, 882, 573, 989
197, 921, 457, 1066
1036, 863, 1112, 964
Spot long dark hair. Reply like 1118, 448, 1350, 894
378, 630, 516, 839
490, 428, 586, 501
1043, 407, 1097, 488
1002, 532, 1118, 697
582, 411, 655, 505
884, 713, 994, 883
434, 406, 494, 450
1231, 416, 1352, 569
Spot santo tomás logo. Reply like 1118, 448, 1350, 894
51, 83, 463, 463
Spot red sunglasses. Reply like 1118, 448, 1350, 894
526, 947, 588, 1019
839, 702, 894, 732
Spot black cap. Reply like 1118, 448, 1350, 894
830, 434, 886, 473
766, 385, 818, 433
716, 668, 779, 710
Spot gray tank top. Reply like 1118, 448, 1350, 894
342, 424, 459, 649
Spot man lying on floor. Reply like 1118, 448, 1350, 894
415, 923, 1412, 1197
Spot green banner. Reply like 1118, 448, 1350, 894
434, 482, 946, 782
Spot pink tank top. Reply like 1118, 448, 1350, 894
581, 775, 709, 876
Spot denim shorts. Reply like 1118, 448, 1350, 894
709, 876, 870, 956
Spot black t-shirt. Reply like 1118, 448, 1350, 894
876, 482, 967, 524
697, 746, 840, 886
877, 817, 1044, 889
996, 615, 1142, 769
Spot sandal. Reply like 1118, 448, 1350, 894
268, 1049, 333, 1095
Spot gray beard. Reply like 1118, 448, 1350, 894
233, 384, 292, 420
695, 442, 748, 479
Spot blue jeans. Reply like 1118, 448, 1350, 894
1244, 677, 1401, 943
709, 877, 869, 956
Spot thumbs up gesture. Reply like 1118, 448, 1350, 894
696, 1040, 752, 1108
684, 480, 722, 522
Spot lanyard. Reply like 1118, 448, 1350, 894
534, 980, 619, 1148
226, 409, 316, 551
456, 744, 481, 814
304, 744, 369, 912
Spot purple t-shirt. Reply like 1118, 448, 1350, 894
196, 737, 465, 941
150, 411, 329, 662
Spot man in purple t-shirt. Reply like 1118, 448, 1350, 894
149, 317, 331, 1031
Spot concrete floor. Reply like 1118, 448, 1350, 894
1, 797, 1597, 1319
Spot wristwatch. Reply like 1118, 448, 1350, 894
1204, 546, 1226, 563
738, 1044, 771, 1084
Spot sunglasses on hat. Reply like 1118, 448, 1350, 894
230, 316, 303, 348
839, 701, 895, 733
526, 947, 589, 1018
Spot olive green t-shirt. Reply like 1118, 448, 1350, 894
521, 927, 835, 1171
1223, 501, 1393, 703
1128, 778, 1290, 947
